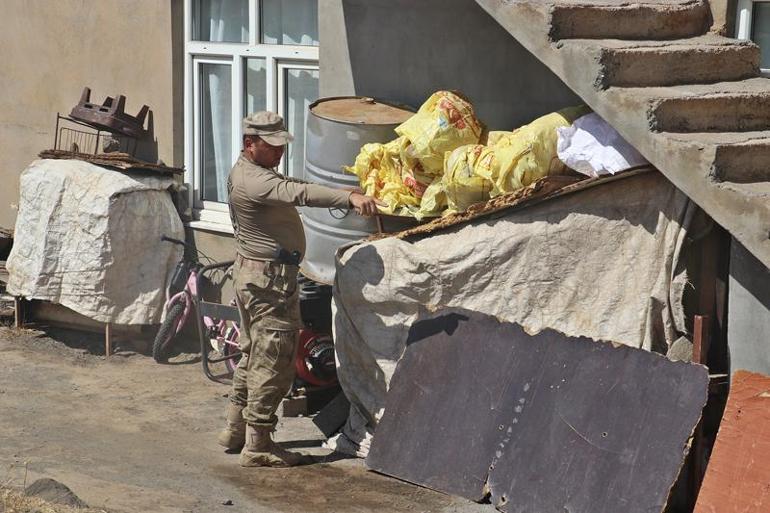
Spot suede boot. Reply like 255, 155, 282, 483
217, 403, 246, 450
239, 425, 312, 467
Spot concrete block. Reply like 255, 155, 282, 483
590, 38, 760, 88
549, 0, 710, 41
650, 92, 770, 133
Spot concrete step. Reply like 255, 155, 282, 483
667, 132, 770, 183
645, 78, 770, 132
561, 36, 760, 88
550, 0, 710, 41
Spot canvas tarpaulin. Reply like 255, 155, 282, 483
329, 171, 697, 457
7, 159, 184, 325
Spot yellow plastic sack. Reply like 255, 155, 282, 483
442, 145, 493, 214
395, 91, 483, 175
344, 137, 420, 215
476, 105, 590, 196
415, 179, 447, 220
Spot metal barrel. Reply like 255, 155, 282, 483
301, 96, 413, 285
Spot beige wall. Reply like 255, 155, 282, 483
710, 0, 738, 36
0, 0, 184, 231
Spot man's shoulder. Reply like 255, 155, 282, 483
232, 155, 270, 175
230, 157, 276, 188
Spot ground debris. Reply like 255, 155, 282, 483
25, 479, 87, 509
0, 488, 107, 513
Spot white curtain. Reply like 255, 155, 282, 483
245, 58, 267, 115
286, 68, 319, 179
753, 3, 770, 69
262, 0, 319, 46
201, 63, 232, 203
199, 0, 248, 42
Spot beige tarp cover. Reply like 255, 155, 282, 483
329, 171, 695, 457
7, 159, 184, 325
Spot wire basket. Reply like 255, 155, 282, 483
53, 114, 138, 156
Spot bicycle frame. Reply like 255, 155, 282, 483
158, 246, 241, 380
193, 260, 242, 381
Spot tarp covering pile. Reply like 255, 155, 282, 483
329, 171, 697, 457
7, 159, 184, 325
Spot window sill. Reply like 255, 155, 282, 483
186, 219, 234, 235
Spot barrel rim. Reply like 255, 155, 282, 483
309, 96, 414, 126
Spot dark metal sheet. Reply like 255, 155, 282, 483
197, 301, 240, 322
366, 308, 709, 513
312, 392, 351, 438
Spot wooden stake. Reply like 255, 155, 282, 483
14, 297, 23, 329
105, 323, 112, 358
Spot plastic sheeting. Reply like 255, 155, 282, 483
557, 113, 648, 177
329, 171, 696, 457
7, 159, 184, 325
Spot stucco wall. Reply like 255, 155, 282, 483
319, 0, 582, 130
0, 0, 184, 231
728, 239, 770, 375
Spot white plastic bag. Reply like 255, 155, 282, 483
557, 113, 648, 177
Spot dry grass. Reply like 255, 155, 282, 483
0, 488, 108, 513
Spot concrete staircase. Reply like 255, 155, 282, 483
476, 0, 770, 268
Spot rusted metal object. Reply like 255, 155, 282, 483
70, 87, 149, 139
694, 371, 770, 513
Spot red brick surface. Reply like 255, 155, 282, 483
694, 370, 770, 513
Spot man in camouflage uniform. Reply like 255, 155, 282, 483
218, 111, 381, 467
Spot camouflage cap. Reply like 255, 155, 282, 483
242, 111, 294, 146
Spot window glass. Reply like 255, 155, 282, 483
753, 2, 770, 69
200, 63, 232, 202
193, 0, 249, 43
261, 0, 319, 46
244, 58, 267, 116
284, 68, 319, 179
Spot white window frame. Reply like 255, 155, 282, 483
736, 0, 770, 75
183, 0, 320, 230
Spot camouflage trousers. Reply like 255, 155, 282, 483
229, 255, 301, 428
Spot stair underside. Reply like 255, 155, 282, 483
476, 0, 770, 268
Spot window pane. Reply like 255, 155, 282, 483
200, 63, 232, 203
244, 58, 267, 117
261, 0, 319, 46
193, 0, 248, 43
753, 3, 770, 69
284, 68, 319, 179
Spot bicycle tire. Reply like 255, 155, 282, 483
223, 340, 241, 373
152, 301, 186, 363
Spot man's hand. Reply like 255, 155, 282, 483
349, 192, 385, 217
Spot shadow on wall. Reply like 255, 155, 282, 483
135, 110, 160, 164
340, 0, 582, 130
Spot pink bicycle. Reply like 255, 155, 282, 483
153, 235, 242, 377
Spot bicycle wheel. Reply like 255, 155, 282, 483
152, 301, 186, 363
223, 339, 241, 373
220, 322, 241, 373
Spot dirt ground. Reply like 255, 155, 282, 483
0, 326, 489, 513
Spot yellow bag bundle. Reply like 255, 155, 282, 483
442, 144, 494, 214
344, 137, 420, 215
344, 141, 387, 198
415, 179, 447, 220
395, 91, 483, 175
477, 106, 590, 196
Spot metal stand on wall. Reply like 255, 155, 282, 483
13, 297, 24, 329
